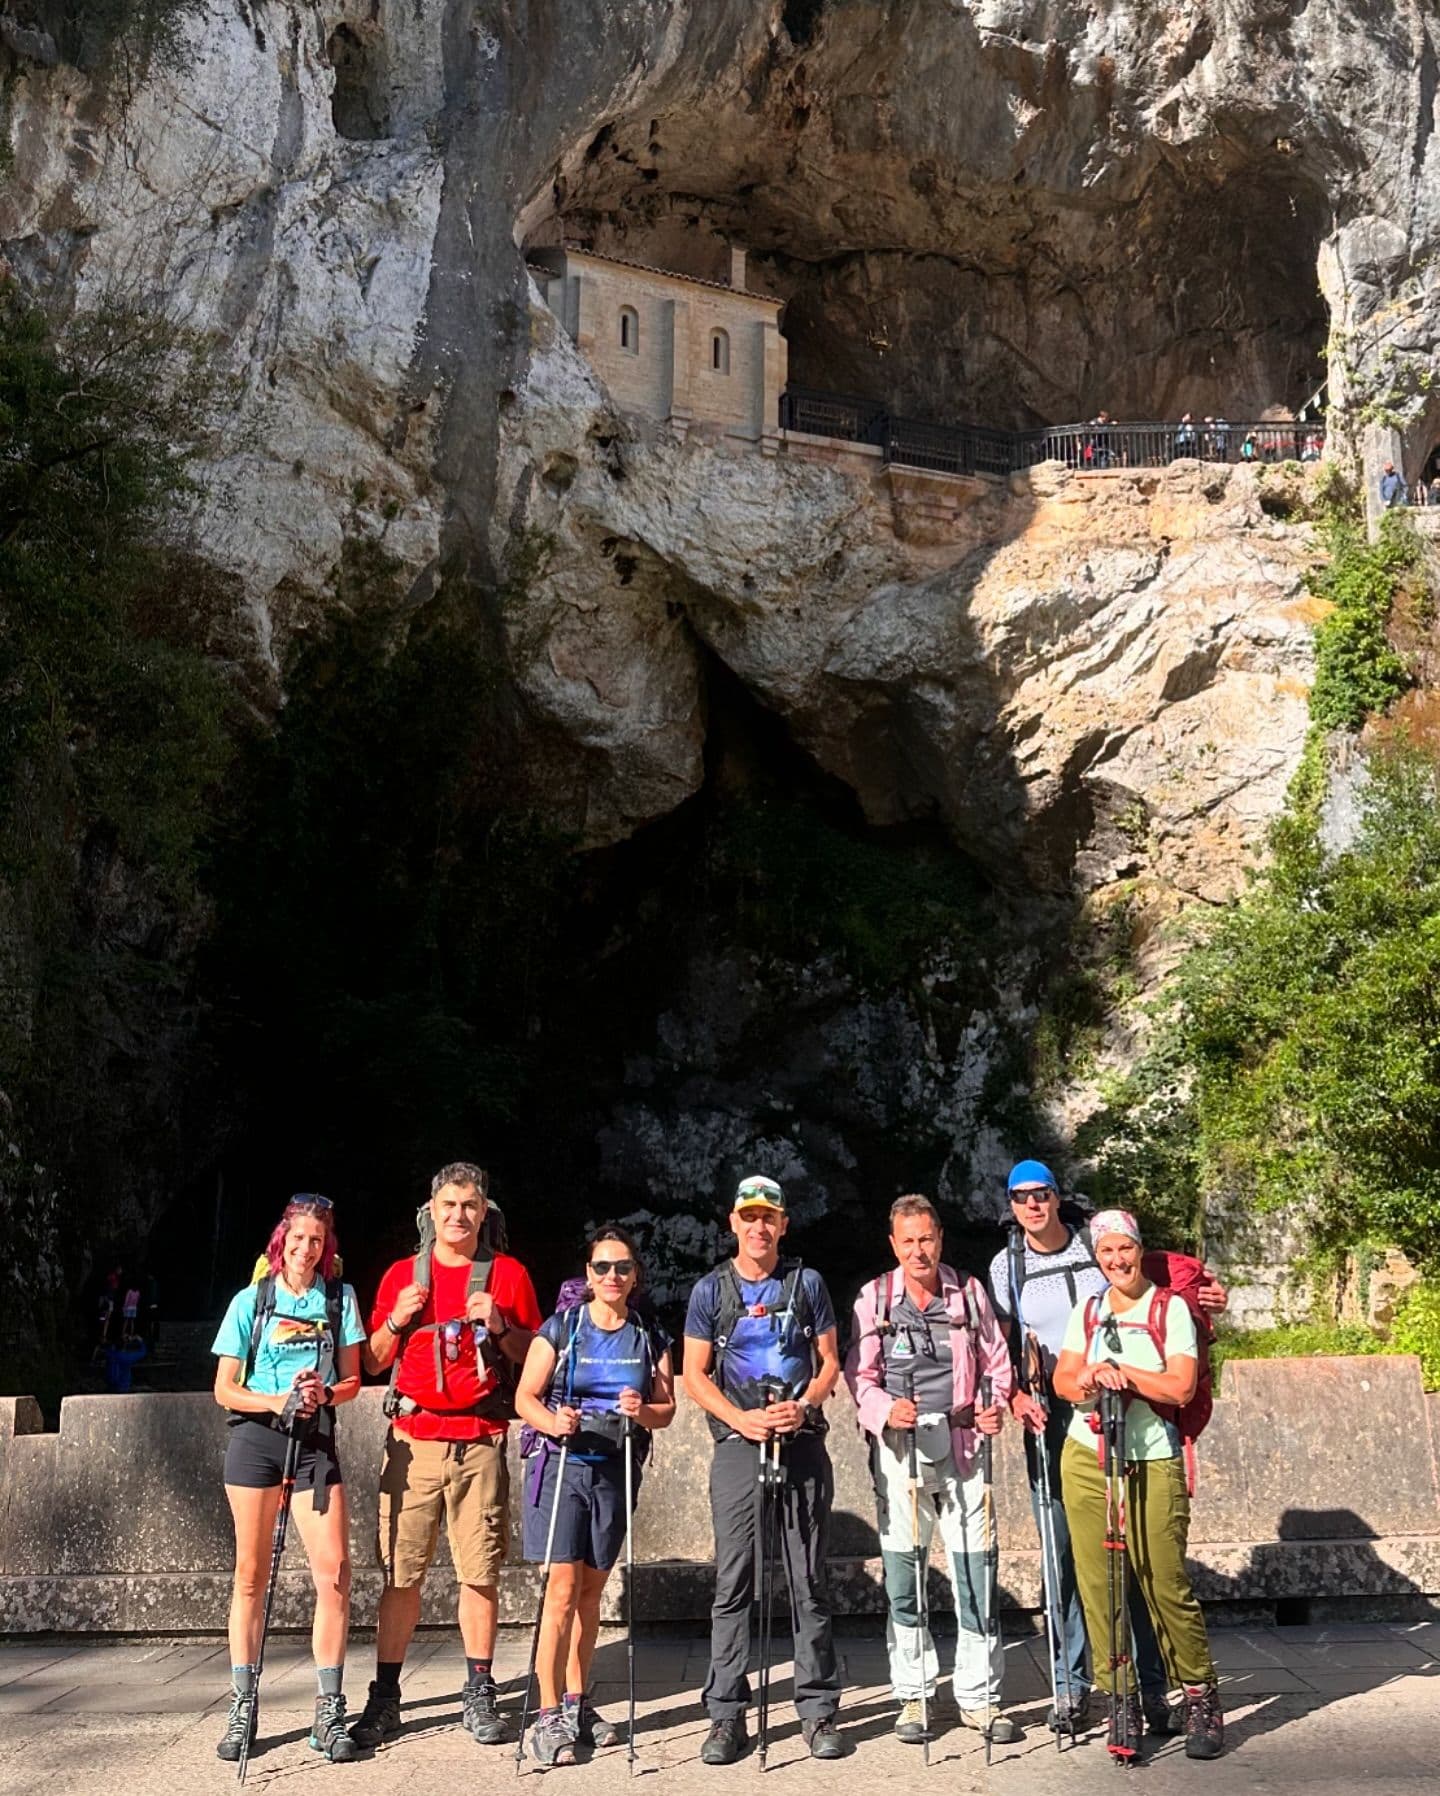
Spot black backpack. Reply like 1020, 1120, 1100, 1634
383, 1198, 519, 1423
706, 1257, 817, 1441
232, 1273, 345, 1429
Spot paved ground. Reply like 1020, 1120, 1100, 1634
0, 1623, 1436, 1795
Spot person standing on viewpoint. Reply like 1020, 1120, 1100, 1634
683, 1175, 846, 1765
351, 1162, 541, 1751
987, 1161, 1226, 1737
211, 1194, 366, 1765
845, 1195, 1018, 1749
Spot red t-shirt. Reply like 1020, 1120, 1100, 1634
370, 1253, 542, 1441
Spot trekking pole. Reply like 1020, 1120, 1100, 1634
903, 1371, 930, 1768
1023, 1331, 1074, 1751
515, 1441, 570, 1774
1100, 1386, 1136, 1768
756, 1386, 782, 1773
979, 1374, 997, 1768
237, 1421, 302, 1785
623, 1414, 637, 1776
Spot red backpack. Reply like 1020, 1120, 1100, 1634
1083, 1250, 1215, 1494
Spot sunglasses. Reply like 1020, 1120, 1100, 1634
1009, 1188, 1055, 1203
443, 1318, 466, 1362
289, 1193, 334, 1213
1102, 1315, 1124, 1356
590, 1259, 634, 1278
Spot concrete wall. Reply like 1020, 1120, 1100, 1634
1, 1357, 1436, 1634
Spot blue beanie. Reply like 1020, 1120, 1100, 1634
1007, 1159, 1057, 1192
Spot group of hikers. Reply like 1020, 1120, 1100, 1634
211, 1158, 1229, 1773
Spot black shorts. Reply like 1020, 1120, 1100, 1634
223, 1416, 343, 1493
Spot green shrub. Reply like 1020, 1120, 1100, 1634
1391, 1280, 1440, 1390
1307, 510, 1416, 731
1211, 1321, 1386, 1390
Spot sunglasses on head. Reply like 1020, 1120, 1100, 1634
289, 1192, 334, 1213
591, 1258, 634, 1278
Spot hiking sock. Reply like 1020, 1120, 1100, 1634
377, 1659, 403, 1690
317, 1665, 344, 1698
231, 1664, 257, 1696
466, 1655, 493, 1684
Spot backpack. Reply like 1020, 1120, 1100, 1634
231, 1271, 345, 1432
868, 1266, 982, 1391
1081, 1255, 1215, 1494
384, 1197, 519, 1423
518, 1276, 664, 1465
707, 1257, 817, 1442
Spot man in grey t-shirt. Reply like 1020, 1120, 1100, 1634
986, 1160, 1226, 1738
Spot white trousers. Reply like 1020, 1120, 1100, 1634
874, 1426, 1003, 1708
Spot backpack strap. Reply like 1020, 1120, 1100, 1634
244, 1275, 277, 1387
315, 1277, 343, 1389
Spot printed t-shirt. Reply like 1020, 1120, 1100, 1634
212, 1279, 366, 1396
1059, 1283, 1198, 1462
883, 1288, 955, 1414
684, 1264, 835, 1409
987, 1228, 1107, 1378
371, 1252, 542, 1442
538, 1305, 672, 1460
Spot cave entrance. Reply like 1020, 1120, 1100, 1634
329, 24, 390, 141
521, 83, 1329, 435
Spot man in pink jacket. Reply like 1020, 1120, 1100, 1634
845, 1196, 1017, 1749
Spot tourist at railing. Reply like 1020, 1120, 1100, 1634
1380, 461, 1409, 508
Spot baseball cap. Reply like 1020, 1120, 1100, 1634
734, 1174, 786, 1213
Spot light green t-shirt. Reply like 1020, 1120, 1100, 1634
1061, 1283, 1197, 1461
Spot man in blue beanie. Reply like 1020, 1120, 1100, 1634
987, 1161, 1226, 1738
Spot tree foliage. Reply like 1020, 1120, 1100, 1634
1083, 749, 1440, 1266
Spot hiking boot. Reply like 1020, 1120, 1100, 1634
1045, 1690, 1091, 1733
1182, 1682, 1224, 1760
1106, 1692, 1143, 1761
959, 1709, 1020, 1744
462, 1673, 508, 1745
574, 1695, 624, 1749
529, 1706, 578, 1767
700, 1716, 749, 1764
1143, 1691, 1181, 1737
349, 1680, 401, 1748
310, 1692, 361, 1763
894, 1699, 929, 1744
215, 1688, 257, 1762
802, 1716, 845, 1759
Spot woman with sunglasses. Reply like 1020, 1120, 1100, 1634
514, 1224, 676, 1766
211, 1194, 366, 1765
1051, 1209, 1222, 1761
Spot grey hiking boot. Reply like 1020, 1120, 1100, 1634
573, 1695, 624, 1748
802, 1716, 845, 1759
1046, 1689, 1091, 1732
1106, 1692, 1144, 1762
700, 1716, 749, 1764
1182, 1682, 1224, 1759
1143, 1691, 1181, 1736
310, 1692, 361, 1762
462, 1673, 508, 1745
529, 1706, 577, 1767
215, 1688, 257, 1762
349, 1680, 401, 1748
894, 1699, 928, 1744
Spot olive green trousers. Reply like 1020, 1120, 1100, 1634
1060, 1437, 1216, 1693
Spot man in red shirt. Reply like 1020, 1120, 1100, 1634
351, 1162, 541, 1751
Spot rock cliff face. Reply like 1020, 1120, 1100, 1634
2, 1, 1436, 1287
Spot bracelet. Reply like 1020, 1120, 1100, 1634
382, 1315, 401, 1336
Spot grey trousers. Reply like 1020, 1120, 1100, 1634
701, 1432, 841, 1723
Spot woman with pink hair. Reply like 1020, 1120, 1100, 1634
212, 1195, 366, 1766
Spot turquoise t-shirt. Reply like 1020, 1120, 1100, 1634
212, 1279, 366, 1396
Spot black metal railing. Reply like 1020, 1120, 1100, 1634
778, 386, 1326, 477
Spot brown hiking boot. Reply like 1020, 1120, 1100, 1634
1182, 1682, 1224, 1759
